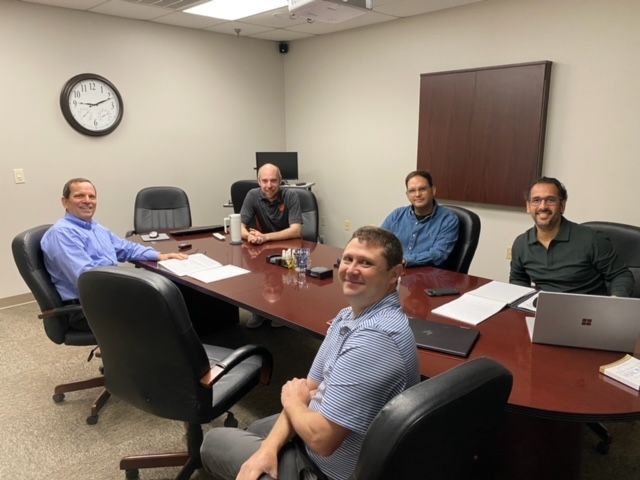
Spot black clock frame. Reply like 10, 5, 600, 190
60, 73, 124, 137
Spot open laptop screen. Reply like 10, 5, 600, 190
529, 291, 640, 353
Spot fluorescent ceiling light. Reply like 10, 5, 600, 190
185, 0, 288, 21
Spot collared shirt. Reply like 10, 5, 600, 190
305, 292, 420, 480
510, 217, 633, 296
41, 213, 160, 301
240, 188, 302, 233
381, 202, 459, 267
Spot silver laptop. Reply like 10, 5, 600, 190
525, 291, 640, 353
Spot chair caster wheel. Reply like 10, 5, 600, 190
596, 440, 610, 454
125, 469, 139, 479
52, 393, 65, 403
86, 415, 99, 425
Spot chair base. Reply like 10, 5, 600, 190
587, 421, 612, 454
121, 453, 196, 480
87, 388, 111, 425
52, 376, 110, 424
119, 423, 203, 480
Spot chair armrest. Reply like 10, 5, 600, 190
38, 304, 83, 320
200, 344, 273, 388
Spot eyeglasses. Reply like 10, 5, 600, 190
528, 196, 561, 206
406, 186, 431, 195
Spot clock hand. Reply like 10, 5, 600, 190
93, 97, 112, 107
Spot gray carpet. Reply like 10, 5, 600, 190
1, 302, 638, 479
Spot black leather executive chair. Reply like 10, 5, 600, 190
78, 267, 273, 480
582, 221, 640, 298
11, 225, 110, 425
440, 204, 481, 274
581, 221, 640, 454
126, 186, 191, 236
230, 180, 320, 241
230, 179, 259, 214
350, 358, 513, 480
295, 188, 320, 242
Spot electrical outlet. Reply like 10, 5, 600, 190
343, 219, 352, 232
13, 168, 26, 184
506, 247, 512, 260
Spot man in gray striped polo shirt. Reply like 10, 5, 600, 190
201, 226, 420, 480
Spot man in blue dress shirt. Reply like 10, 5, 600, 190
41, 178, 186, 331
382, 170, 459, 267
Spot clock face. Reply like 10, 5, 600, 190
60, 74, 123, 136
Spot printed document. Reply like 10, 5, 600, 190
158, 253, 248, 283
189, 265, 249, 283
431, 281, 535, 325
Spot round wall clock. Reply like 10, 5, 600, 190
60, 73, 123, 136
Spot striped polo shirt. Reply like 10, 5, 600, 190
306, 291, 420, 480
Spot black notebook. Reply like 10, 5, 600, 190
169, 225, 224, 236
408, 318, 480, 358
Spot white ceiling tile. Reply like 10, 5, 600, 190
90, 0, 168, 20
287, 9, 396, 35
22, 0, 103, 9
241, 6, 309, 29
152, 11, 225, 28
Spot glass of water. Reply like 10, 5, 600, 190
295, 248, 310, 272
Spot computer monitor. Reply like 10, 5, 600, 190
255, 152, 298, 181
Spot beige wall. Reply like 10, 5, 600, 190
3, 0, 639, 298
1, 0, 285, 297
284, 0, 640, 281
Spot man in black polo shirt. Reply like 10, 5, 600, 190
510, 177, 633, 296
240, 163, 303, 327
240, 163, 302, 245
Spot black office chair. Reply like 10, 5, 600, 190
439, 204, 481, 274
11, 225, 110, 425
581, 221, 640, 454
230, 179, 259, 214
350, 357, 513, 480
126, 186, 191, 236
78, 267, 273, 480
293, 188, 320, 242
230, 180, 319, 241
582, 221, 640, 298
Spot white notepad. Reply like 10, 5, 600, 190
431, 281, 535, 325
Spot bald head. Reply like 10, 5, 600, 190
257, 163, 282, 200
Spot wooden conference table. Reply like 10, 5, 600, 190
138, 233, 640, 479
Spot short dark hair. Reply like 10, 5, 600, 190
62, 178, 95, 199
528, 176, 567, 201
405, 170, 433, 188
350, 226, 403, 269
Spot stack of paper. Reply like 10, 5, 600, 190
431, 281, 535, 325
158, 253, 249, 283
599, 354, 640, 391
